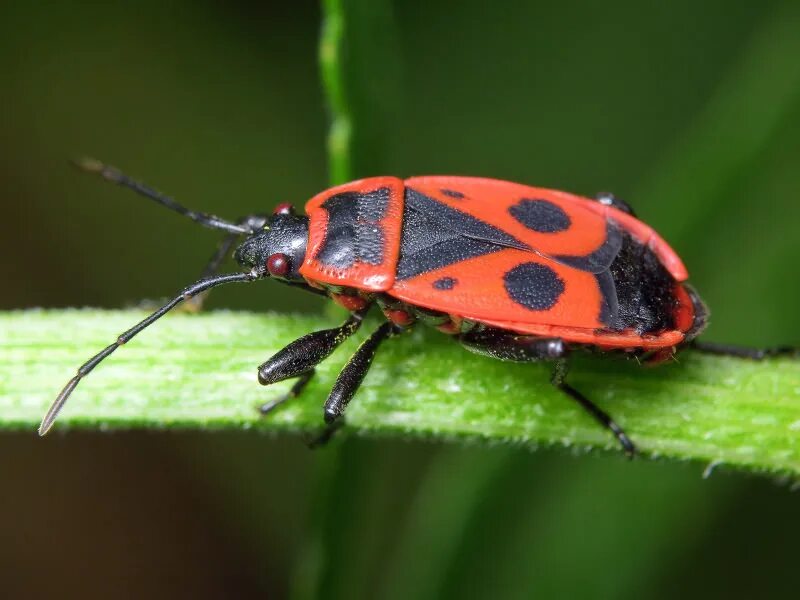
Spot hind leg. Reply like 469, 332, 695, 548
459, 328, 636, 456
691, 340, 798, 360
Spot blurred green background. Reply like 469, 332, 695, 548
2, 0, 799, 598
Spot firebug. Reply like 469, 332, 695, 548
38, 161, 799, 454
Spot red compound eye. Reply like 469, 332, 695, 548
273, 203, 294, 215
266, 253, 290, 277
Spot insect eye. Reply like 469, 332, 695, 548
266, 253, 290, 277
273, 203, 294, 216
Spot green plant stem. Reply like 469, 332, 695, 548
319, 0, 351, 185
3, 309, 799, 476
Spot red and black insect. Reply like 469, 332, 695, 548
39, 162, 798, 454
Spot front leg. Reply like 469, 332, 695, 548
257, 309, 367, 415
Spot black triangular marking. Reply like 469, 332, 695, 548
405, 188, 530, 251
397, 189, 524, 279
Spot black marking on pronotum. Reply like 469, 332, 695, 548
433, 277, 458, 290
503, 262, 565, 311
441, 189, 465, 199
397, 188, 530, 280
509, 199, 571, 233
316, 188, 390, 268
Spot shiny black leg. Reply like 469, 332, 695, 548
459, 328, 635, 456
323, 321, 398, 424
691, 340, 798, 360
551, 359, 636, 457
459, 328, 565, 361
257, 310, 368, 414
303, 321, 399, 448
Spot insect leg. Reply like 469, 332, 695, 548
458, 328, 635, 456
258, 369, 316, 415
309, 321, 400, 447
551, 359, 636, 457
690, 340, 798, 360
323, 321, 399, 424
257, 309, 369, 415
459, 328, 565, 361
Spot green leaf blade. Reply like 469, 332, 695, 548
3, 309, 798, 476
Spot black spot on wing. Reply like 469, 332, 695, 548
509, 199, 571, 233
316, 188, 390, 268
504, 262, 565, 311
441, 189, 465, 199
433, 277, 457, 290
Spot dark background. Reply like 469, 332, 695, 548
2, 1, 799, 598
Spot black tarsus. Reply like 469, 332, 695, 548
306, 419, 346, 449
551, 359, 636, 457
38, 271, 258, 436
259, 369, 316, 415
690, 340, 798, 360
72, 157, 252, 235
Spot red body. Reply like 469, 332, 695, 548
299, 176, 698, 350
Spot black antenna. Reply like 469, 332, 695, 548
38, 271, 259, 436
72, 157, 253, 235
